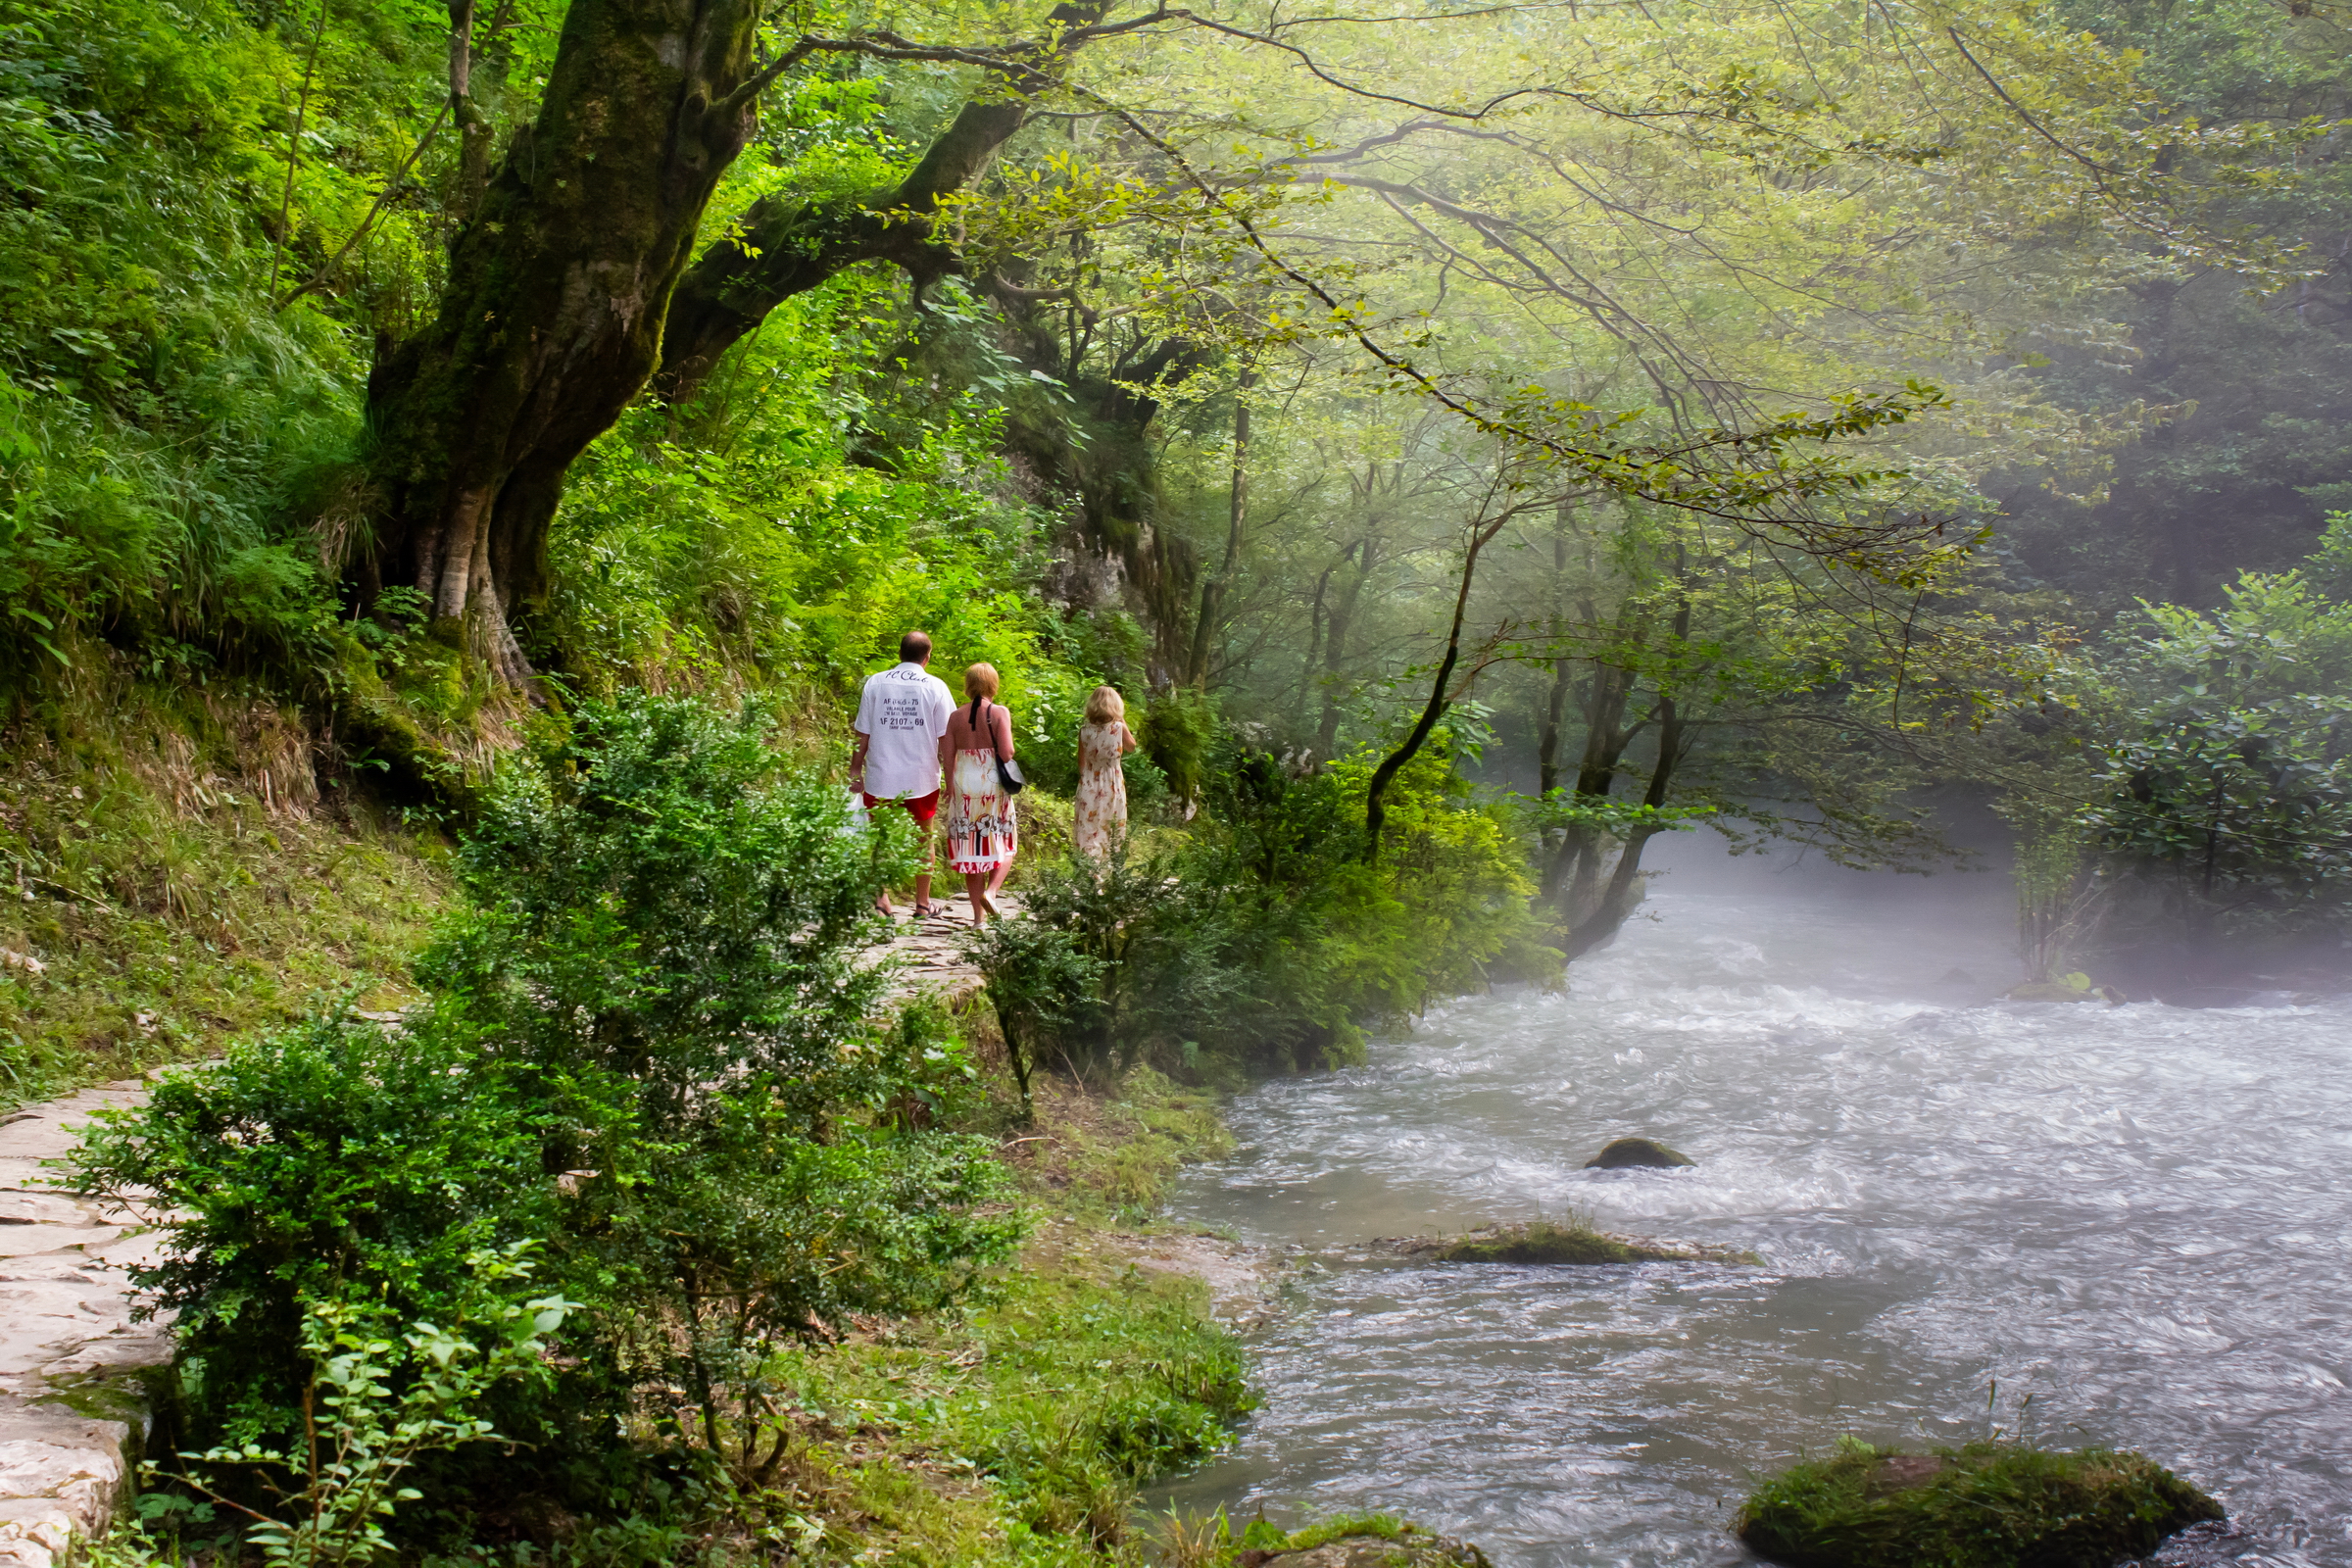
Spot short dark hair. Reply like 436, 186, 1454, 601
899, 631, 932, 663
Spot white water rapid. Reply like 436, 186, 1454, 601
1157, 862, 2352, 1567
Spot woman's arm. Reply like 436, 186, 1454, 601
1119, 723, 1139, 756
938, 714, 956, 773
991, 704, 1016, 758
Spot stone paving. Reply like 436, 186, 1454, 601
0, 1082, 172, 1567
0, 906, 1002, 1563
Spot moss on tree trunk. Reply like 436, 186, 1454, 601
360, 0, 771, 685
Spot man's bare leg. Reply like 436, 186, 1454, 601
913, 816, 936, 912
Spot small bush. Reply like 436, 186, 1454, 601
1735, 1438, 2224, 1568
69, 1012, 556, 1447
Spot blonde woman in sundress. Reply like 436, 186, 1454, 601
1072, 685, 1139, 860
940, 662, 1018, 924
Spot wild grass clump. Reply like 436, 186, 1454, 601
0, 685, 444, 1098
1735, 1437, 2223, 1568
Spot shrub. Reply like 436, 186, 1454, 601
417, 691, 919, 1138
69, 1011, 556, 1447
973, 740, 1555, 1084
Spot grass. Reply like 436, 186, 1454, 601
1398, 1211, 1757, 1266
0, 680, 448, 1100
607, 1064, 1254, 1566
1735, 1437, 2224, 1568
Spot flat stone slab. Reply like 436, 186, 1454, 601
0, 1081, 172, 1568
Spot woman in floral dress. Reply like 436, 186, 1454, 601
941, 662, 1017, 923
1071, 685, 1139, 860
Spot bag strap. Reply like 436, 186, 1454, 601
967, 696, 1006, 754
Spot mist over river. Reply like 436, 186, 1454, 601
1155, 853, 2352, 1566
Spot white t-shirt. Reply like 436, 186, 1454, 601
854, 662, 956, 799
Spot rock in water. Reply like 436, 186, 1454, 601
1240, 1525, 1492, 1568
1585, 1136, 1694, 1169
1736, 1440, 2223, 1568
2004, 981, 2102, 1003
1390, 1220, 1757, 1266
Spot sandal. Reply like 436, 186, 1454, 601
912, 900, 956, 921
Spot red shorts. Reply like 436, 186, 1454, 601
863, 790, 940, 826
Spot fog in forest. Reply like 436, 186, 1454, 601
1, 0, 2347, 1561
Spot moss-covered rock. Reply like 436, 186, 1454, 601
1393, 1218, 1755, 1266
1735, 1439, 2224, 1568
1231, 1515, 1492, 1567
1584, 1136, 1694, 1168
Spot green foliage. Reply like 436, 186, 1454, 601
974, 741, 1554, 1084
0, 0, 410, 686
760, 1254, 1254, 1553
420, 692, 917, 1131
2084, 571, 2352, 933
158, 1252, 574, 1568
541, 278, 1076, 710
69, 1012, 556, 1446
1140, 688, 1218, 812
1735, 1439, 2224, 1568
963, 913, 1104, 1117
0, 686, 445, 1099
73, 692, 1026, 1537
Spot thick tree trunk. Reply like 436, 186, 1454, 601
362, 0, 774, 684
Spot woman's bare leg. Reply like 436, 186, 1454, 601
964, 871, 990, 925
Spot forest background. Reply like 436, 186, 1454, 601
3, 0, 2352, 1560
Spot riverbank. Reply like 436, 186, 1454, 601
678, 1065, 1266, 1566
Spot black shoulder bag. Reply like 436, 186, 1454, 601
973, 698, 1025, 795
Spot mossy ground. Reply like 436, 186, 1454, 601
0, 682, 447, 1100
1735, 1438, 2224, 1568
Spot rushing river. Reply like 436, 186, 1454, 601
1156, 865, 2352, 1567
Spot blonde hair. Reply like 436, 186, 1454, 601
1085, 686, 1125, 725
963, 662, 1001, 703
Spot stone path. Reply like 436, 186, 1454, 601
877, 898, 1001, 995
0, 910, 1003, 1564
0, 1082, 172, 1567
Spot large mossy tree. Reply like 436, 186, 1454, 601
357, 0, 1102, 686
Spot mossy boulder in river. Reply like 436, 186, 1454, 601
1230, 1515, 1492, 1567
1393, 1217, 1756, 1265
1585, 1136, 1694, 1168
1736, 1438, 2223, 1568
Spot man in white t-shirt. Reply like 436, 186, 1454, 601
851, 631, 956, 917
